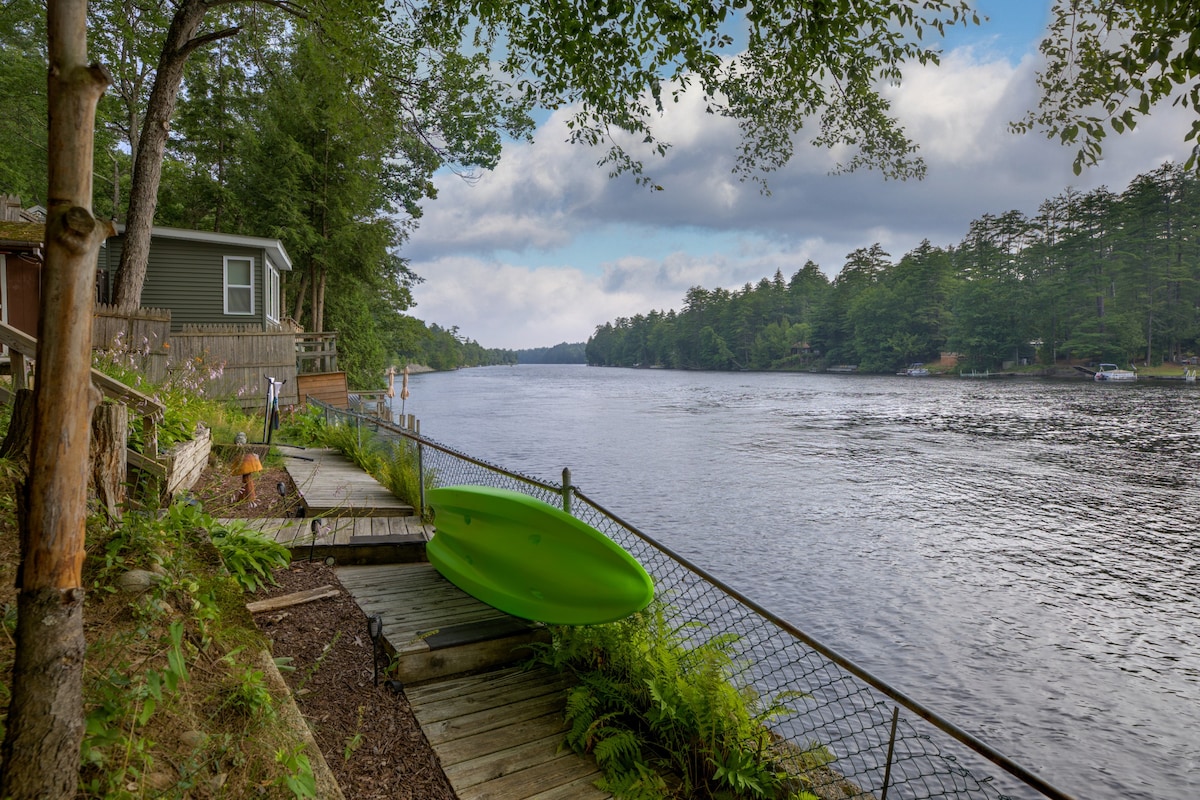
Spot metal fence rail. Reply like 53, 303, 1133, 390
313, 399, 1077, 800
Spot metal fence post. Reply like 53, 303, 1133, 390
418, 441, 427, 517
881, 705, 900, 800
562, 467, 572, 514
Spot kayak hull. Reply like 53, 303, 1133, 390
426, 485, 653, 625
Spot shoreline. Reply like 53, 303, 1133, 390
581, 363, 1197, 381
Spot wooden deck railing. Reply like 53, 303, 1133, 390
348, 389, 388, 417
0, 320, 167, 478
296, 332, 338, 374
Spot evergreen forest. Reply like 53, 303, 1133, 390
0, 0, 518, 384
587, 163, 1200, 373
517, 342, 588, 364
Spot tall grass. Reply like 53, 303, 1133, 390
283, 409, 432, 509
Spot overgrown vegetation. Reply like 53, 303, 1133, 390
531, 604, 828, 800
0, 384, 327, 798
91, 336, 254, 451
278, 407, 432, 510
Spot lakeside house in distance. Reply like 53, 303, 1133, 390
0, 199, 357, 410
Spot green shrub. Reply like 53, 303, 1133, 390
532, 604, 820, 799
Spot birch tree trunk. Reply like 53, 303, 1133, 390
0, 1, 110, 795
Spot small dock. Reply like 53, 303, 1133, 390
278, 444, 414, 516
256, 448, 610, 799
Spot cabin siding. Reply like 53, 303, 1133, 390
99, 236, 274, 331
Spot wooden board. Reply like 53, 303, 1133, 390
406, 666, 610, 800
336, 563, 550, 684
279, 445, 414, 517
296, 371, 347, 409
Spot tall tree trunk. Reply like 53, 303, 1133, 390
111, 0, 206, 311
0, 1, 111, 796
110, 0, 238, 311
290, 263, 310, 323
313, 263, 327, 333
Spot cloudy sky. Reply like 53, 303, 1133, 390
405, 0, 1198, 351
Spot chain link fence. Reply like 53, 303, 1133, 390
313, 400, 1077, 800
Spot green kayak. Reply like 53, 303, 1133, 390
426, 485, 654, 625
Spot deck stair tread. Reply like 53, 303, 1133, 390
405, 667, 610, 800
277, 444, 414, 517
223, 516, 429, 547
335, 563, 551, 683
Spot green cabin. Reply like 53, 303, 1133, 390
97, 226, 293, 331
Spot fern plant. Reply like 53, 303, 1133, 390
532, 603, 818, 799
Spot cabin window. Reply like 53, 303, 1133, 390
265, 262, 281, 322
224, 256, 254, 315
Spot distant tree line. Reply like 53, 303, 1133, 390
587, 163, 1200, 373
517, 342, 587, 364
407, 324, 517, 372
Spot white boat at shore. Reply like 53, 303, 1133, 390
1094, 363, 1137, 381
900, 362, 930, 377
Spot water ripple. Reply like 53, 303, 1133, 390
404, 367, 1200, 800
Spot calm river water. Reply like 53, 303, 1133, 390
397, 365, 1198, 800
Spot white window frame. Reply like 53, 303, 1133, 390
265, 261, 281, 323
224, 255, 255, 315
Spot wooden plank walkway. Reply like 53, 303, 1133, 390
336, 563, 550, 684
250, 450, 611, 799
277, 444, 414, 517
232, 516, 429, 547
406, 666, 610, 800
226, 516, 431, 565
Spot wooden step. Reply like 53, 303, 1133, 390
406, 666, 611, 800
336, 563, 551, 684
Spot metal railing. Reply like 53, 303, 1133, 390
311, 399, 1077, 800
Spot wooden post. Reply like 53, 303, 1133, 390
417, 441, 426, 518
10, 351, 30, 390
0, 0, 111, 794
89, 402, 127, 521
561, 467, 572, 514
0, 388, 35, 468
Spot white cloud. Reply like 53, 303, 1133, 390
408, 39, 1198, 350
414, 256, 642, 350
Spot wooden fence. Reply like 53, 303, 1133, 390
90, 310, 334, 412
93, 305, 172, 383
172, 325, 299, 411
296, 332, 338, 374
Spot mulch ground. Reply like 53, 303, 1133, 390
193, 461, 458, 800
